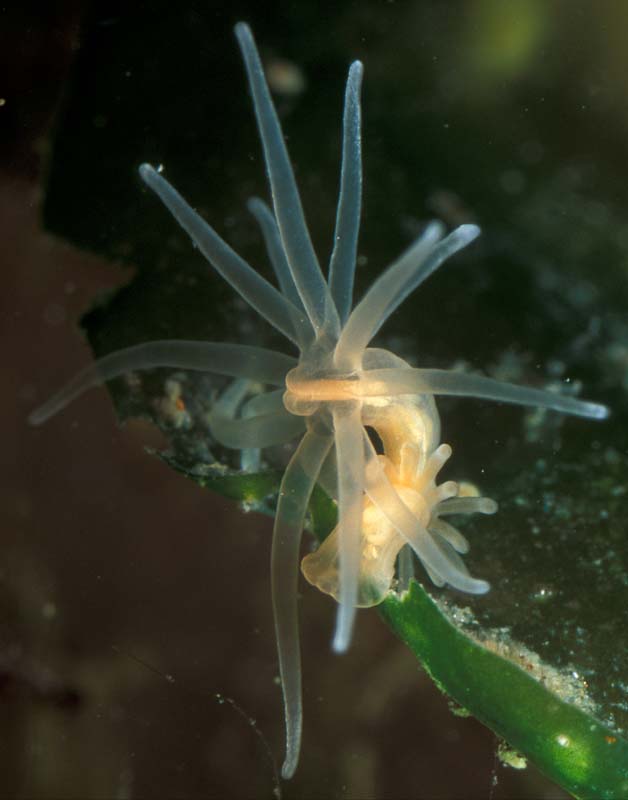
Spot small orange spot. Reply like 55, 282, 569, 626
605, 735, 617, 745
175, 397, 186, 411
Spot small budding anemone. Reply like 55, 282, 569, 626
302, 442, 498, 606
29, 22, 609, 780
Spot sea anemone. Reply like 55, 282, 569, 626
30, 22, 608, 779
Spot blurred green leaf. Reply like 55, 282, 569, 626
150, 442, 628, 799
381, 582, 628, 800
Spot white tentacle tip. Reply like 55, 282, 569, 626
234, 21, 253, 45
332, 617, 353, 653
28, 409, 44, 427
138, 162, 158, 183
457, 223, 481, 244
589, 402, 610, 420
332, 632, 350, 654
436, 442, 453, 459
478, 498, 498, 514
441, 480, 458, 499
281, 758, 298, 781
425, 220, 447, 241
348, 60, 364, 80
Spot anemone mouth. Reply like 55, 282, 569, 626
284, 367, 362, 410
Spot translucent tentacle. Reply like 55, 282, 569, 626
241, 387, 286, 417
29, 341, 296, 426
363, 434, 489, 594
334, 218, 444, 366
397, 545, 415, 592
358, 367, 609, 420
437, 496, 498, 516
316, 446, 338, 501
428, 518, 470, 554
214, 380, 262, 471
234, 23, 340, 341
372, 225, 480, 341
213, 378, 252, 417
139, 164, 301, 345
427, 537, 473, 585
247, 197, 302, 307
328, 61, 363, 324
271, 429, 333, 779
209, 408, 305, 449
247, 197, 313, 348
331, 404, 366, 652
335, 224, 480, 369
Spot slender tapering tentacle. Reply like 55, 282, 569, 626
247, 197, 314, 348
212, 379, 262, 471
209, 407, 305, 449
356, 367, 609, 420
429, 518, 470, 554
139, 164, 302, 345
335, 224, 480, 370
331, 404, 366, 652
437, 496, 498, 517
333, 222, 443, 370
328, 61, 363, 324
271, 429, 333, 779
29, 341, 296, 426
234, 22, 340, 341
241, 387, 286, 417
